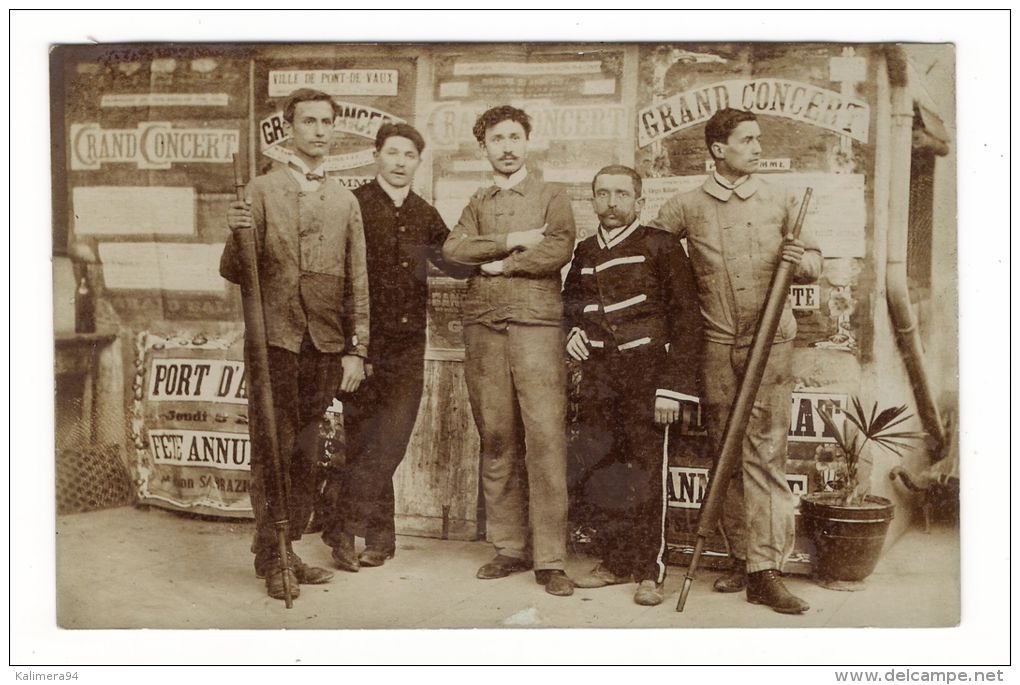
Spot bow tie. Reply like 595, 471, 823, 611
306, 172, 325, 182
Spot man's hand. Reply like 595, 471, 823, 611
480, 260, 505, 276
227, 200, 253, 232
566, 328, 591, 361
506, 224, 547, 251
780, 233, 806, 265
338, 355, 366, 394
654, 397, 681, 426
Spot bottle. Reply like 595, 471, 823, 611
75, 274, 95, 334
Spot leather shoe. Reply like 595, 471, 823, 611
746, 569, 810, 614
634, 579, 665, 606
358, 548, 395, 568
290, 554, 333, 584
535, 570, 574, 597
476, 554, 532, 579
331, 533, 360, 573
265, 564, 300, 601
573, 563, 633, 589
255, 552, 333, 584
713, 559, 748, 593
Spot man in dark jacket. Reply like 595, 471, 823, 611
563, 165, 703, 606
319, 123, 467, 572
222, 88, 370, 601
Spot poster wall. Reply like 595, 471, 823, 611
252, 56, 418, 184
132, 332, 254, 516
426, 47, 635, 245
132, 331, 343, 516
55, 44, 885, 559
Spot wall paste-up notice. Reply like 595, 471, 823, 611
268, 69, 398, 97
425, 277, 467, 361
98, 242, 225, 292
70, 122, 239, 170
100, 93, 230, 108
73, 186, 196, 236
769, 173, 866, 258
133, 336, 253, 516
639, 175, 707, 225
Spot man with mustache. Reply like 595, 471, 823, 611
564, 165, 702, 606
221, 88, 370, 601
442, 105, 577, 597
649, 108, 821, 614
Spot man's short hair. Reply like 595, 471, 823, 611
282, 88, 340, 123
375, 122, 426, 154
705, 108, 758, 159
472, 105, 532, 143
592, 165, 643, 198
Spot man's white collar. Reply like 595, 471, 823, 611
289, 156, 324, 176
597, 218, 641, 250
376, 175, 411, 206
493, 167, 528, 190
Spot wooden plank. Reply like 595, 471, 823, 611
393, 360, 481, 541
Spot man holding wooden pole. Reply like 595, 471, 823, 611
221, 88, 371, 601
650, 108, 821, 614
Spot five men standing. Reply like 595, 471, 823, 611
225, 94, 817, 612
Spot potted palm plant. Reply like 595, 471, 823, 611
801, 398, 923, 590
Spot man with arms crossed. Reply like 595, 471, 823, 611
442, 105, 577, 597
564, 165, 703, 606
222, 88, 370, 601
650, 108, 821, 614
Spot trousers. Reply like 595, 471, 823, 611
569, 347, 671, 583
703, 340, 796, 573
321, 336, 425, 552
463, 323, 568, 571
248, 335, 344, 574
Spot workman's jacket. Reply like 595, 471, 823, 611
442, 172, 576, 327
649, 174, 822, 347
220, 166, 370, 357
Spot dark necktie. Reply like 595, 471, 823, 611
290, 162, 325, 183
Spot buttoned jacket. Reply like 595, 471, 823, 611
220, 166, 370, 356
649, 175, 822, 347
563, 222, 703, 402
442, 172, 576, 327
353, 180, 466, 353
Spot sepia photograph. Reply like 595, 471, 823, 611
9, 8, 1011, 676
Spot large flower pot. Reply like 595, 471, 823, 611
800, 492, 895, 586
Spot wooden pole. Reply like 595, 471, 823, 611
232, 154, 294, 608
677, 188, 813, 612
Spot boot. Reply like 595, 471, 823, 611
746, 569, 810, 614
713, 559, 747, 593
331, 532, 360, 573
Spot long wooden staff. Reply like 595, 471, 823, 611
232, 154, 294, 608
676, 188, 813, 612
